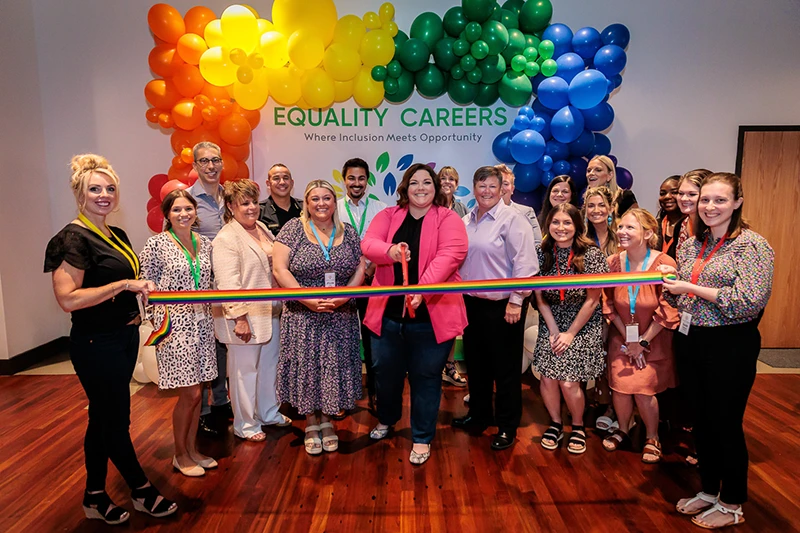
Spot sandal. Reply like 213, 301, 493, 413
409, 444, 431, 465
676, 491, 718, 516
442, 361, 467, 387
369, 424, 392, 440
304, 425, 322, 455
82, 490, 130, 525
595, 415, 619, 432
602, 429, 631, 452
567, 425, 587, 454
244, 432, 266, 442
691, 502, 745, 529
131, 483, 178, 518
541, 422, 564, 450
642, 438, 662, 464
319, 422, 339, 452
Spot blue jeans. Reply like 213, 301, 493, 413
201, 339, 229, 416
370, 317, 453, 444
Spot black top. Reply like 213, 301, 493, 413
259, 196, 303, 235
44, 223, 139, 333
615, 189, 638, 217
659, 214, 686, 260
385, 211, 430, 322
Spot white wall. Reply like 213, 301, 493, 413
1, 0, 798, 357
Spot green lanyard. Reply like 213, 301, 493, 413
169, 229, 201, 289
344, 198, 369, 237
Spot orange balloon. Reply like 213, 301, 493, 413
173, 64, 205, 97
180, 147, 194, 163
166, 166, 192, 189
238, 108, 261, 129
184, 6, 217, 36
202, 106, 219, 122
217, 99, 234, 116
194, 94, 212, 108
180, 169, 200, 186
145, 78, 181, 110
145, 108, 160, 123
235, 161, 250, 180
172, 155, 189, 168
170, 129, 192, 154
176, 33, 208, 65
220, 154, 239, 183
218, 114, 252, 145
219, 140, 250, 161
200, 82, 231, 104
189, 124, 223, 146
158, 113, 174, 129
148, 44, 184, 77
172, 99, 203, 130
148, 4, 186, 44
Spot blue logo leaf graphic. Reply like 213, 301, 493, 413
454, 186, 470, 197
467, 199, 477, 210
427, 162, 437, 170
383, 172, 397, 196
376, 152, 390, 173
397, 154, 413, 171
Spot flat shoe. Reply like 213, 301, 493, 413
274, 414, 293, 427
369, 425, 391, 440
491, 431, 515, 450
172, 456, 205, 477
409, 445, 431, 465
195, 456, 218, 469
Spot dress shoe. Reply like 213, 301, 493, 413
198, 415, 221, 437
491, 431, 516, 450
211, 403, 234, 420
173, 456, 205, 477
451, 415, 490, 432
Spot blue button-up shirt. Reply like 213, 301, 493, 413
188, 181, 225, 239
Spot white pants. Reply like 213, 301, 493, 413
226, 317, 282, 438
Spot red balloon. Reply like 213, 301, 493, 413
147, 206, 165, 233
146, 196, 161, 212
177, 169, 199, 186
148, 174, 169, 197
160, 179, 189, 201
167, 165, 192, 184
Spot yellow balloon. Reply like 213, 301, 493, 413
384, 21, 399, 37
272, 0, 338, 46
301, 68, 335, 108
199, 47, 238, 87
363, 12, 381, 30
266, 67, 301, 105
288, 64, 305, 79
234, 69, 269, 110
353, 66, 385, 108
379, 3, 395, 23
333, 79, 354, 102
287, 30, 324, 70
323, 43, 361, 81
230, 48, 248, 66
296, 97, 312, 110
241, 4, 259, 18
257, 19, 274, 35
360, 29, 395, 68
221, 5, 259, 53
204, 20, 225, 48
260, 31, 289, 69
332, 15, 366, 50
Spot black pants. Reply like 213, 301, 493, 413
462, 296, 527, 434
674, 319, 761, 504
69, 325, 148, 492
356, 297, 375, 397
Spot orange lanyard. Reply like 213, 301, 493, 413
661, 217, 673, 253
554, 246, 574, 302
689, 233, 727, 296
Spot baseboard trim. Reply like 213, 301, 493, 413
0, 337, 69, 375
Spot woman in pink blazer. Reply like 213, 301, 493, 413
361, 163, 468, 465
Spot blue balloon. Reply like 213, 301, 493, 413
511, 115, 532, 133
607, 79, 615, 94
568, 157, 589, 188
537, 155, 553, 171
572, 27, 602, 60
513, 163, 543, 193
541, 171, 556, 187
555, 53, 585, 83
491, 131, 515, 163
568, 69, 608, 109
550, 105, 585, 143
551, 159, 571, 176
608, 154, 618, 166
611, 74, 623, 89
581, 102, 615, 131
518, 105, 535, 119
511, 188, 544, 212
536, 76, 570, 110
590, 132, 612, 157
530, 73, 548, 95
546, 141, 569, 162
617, 166, 634, 189
510, 130, 546, 165
538, 117, 552, 141
601, 23, 631, 49
594, 45, 627, 77
532, 97, 554, 117
569, 129, 595, 157
530, 115, 546, 132
541, 23, 573, 58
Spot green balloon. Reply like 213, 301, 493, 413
470, 40, 489, 60
448, 77, 478, 105
410, 12, 444, 50
465, 22, 482, 43
524, 61, 540, 77
460, 54, 477, 72
523, 46, 538, 61
498, 70, 532, 107
383, 77, 399, 95
499, 9, 518, 29
385, 69, 414, 103
474, 82, 500, 105
462, 0, 495, 24
450, 64, 465, 80
397, 38, 431, 72
489, 3, 503, 21
415, 63, 447, 98
467, 68, 483, 84
518, 0, 553, 33
387, 59, 403, 79
481, 20, 509, 55
501, 0, 524, 15
394, 30, 409, 48
541, 58, 558, 77
538, 39, 554, 60
477, 54, 506, 84
510, 54, 527, 72
443, 6, 469, 37
525, 33, 541, 50
433, 38, 459, 71
453, 38, 470, 57
371, 65, 388, 82
502, 29, 526, 63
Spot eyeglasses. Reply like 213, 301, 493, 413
196, 157, 223, 167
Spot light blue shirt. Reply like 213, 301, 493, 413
188, 181, 225, 240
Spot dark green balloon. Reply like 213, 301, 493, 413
453, 38, 470, 57
462, 0, 494, 24
443, 6, 469, 37
385, 69, 414, 103
450, 64, 465, 80
510, 54, 527, 72
489, 3, 502, 21
394, 30, 409, 47
524, 33, 541, 50
498, 70, 532, 107
448, 76, 478, 105
383, 77, 399, 95
501, 29, 526, 63
459, 54, 477, 72
538, 39, 554, 60
371, 65, 387, 82
523, 46, 538, 61
474, 82, 500, 105
387, 59, 403, 79
470, 40, 489, 59
415, 63, 447, 98
541, 58, 557, 77
499, 9, 518, 29
477, 53, 506, 84
433, 38, 458, 71
518, 0, 553, 33
481, 20, 509, 55
467, 68, 483, 84
397, 38, 431, 72
410, 12, 444, 50
501, 0, 524, 15
465, 21, 482, 42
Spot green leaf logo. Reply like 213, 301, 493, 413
375, 152, 390, 173
368, 172, 376, 186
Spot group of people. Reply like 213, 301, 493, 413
45, 146, 773, 529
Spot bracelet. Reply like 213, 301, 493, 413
125, 280, 129, 291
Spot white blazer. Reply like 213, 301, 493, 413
212, 219, 277, 345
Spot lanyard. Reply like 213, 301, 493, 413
344, 198, 369, 237
399, 243, 416, 318
661, 217, 673, 253
625, 248, 651, 320
169, 229, 201, 289
78, 213, 140, 278
689, 233, 728, 297
554, 245, 574, 302
309, 221, 336, 261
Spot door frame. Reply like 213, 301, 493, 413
735, 125, 800, 175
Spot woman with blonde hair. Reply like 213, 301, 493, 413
586, 155, 638, 216
675, 168, 712, 252
438, 166, 469, 218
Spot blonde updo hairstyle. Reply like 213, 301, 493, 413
70, 154, 120, 211
621, 208, 660, 249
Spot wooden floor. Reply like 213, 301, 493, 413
0, 372, 798, 533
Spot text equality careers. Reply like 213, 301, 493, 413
273, 106, 508, 128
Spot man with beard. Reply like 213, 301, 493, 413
259, 163, 303, 235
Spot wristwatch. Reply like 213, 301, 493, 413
638, 338, 650, 348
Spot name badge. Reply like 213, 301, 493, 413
625, 323, 639, 343
679, 312, 692, 335
324, 271, 336, 288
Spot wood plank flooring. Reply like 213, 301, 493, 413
0, 372, 798, 532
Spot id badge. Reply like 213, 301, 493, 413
679, 312, 692, 335
625, 323, 639, 343
324, 271, 336, 288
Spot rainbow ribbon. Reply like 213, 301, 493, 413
144, 271, 673, 346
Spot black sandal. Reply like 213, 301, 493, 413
82, 490, 130, 525
568, 425, 587, 455
131, 483, 178, 518
541, 422, 564, 450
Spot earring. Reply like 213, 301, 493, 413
607, 215, 613, 225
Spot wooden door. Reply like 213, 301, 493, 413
738, 127, 800, 347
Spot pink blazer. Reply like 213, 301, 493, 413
361, 205, 468, 343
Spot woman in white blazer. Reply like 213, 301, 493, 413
212, 180, 291, 441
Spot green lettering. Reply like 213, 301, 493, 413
494, 107, 508, 127
479, 107, 493, 126
375, 108, 388, 127
465, 106, 477, 126
308, 109, 323, 127
401, 108, 418, 127
323, 108, 340, 127
287, 108, 306, 126
452, 107, 464, 127
436, 108, 450, 126
274, 107, 286, 126
419, 108, 434, 126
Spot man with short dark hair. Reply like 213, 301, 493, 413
258, 163, 303, 234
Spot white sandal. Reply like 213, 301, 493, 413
319, 422, 339, 452
676, 491, 718, 515
692, 502, 745, 529
304, 425, 322, 455
595, 415, 619, 432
